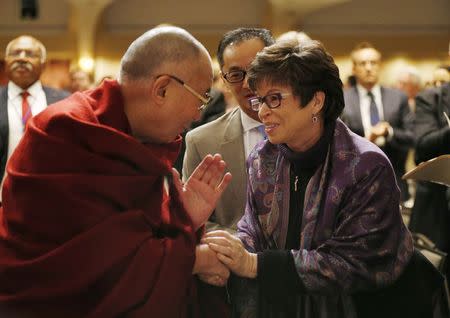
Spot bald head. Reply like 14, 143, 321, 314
118, 26, 213, 144
119, 26, 210, 83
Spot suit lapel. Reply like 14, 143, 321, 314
381, 86, 393, 122
0, 87, 9, 152
0, 86, 10, 181
43, 86, 55, 105
349, 87, 364, 134
219, 110, 246, 206
43, 86, 69, 105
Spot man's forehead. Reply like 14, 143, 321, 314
10, 37, 40, 50
355, 48, 380, 61
222, 39, 264, 68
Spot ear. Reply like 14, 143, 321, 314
312, 91, 325, 114
220, 71, 228, 85
152, 75, 171, 105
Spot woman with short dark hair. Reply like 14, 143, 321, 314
202, 40, 418, 317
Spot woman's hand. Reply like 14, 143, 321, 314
202, 230, 257, 278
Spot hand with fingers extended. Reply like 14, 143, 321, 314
202, 230, 257, 279
193, 244, 230, 287
172, 154, 232, 230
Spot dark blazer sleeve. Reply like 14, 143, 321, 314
341, 88, 365, 137
414, 83, 450, 163
0, 86, 9, 182
384, 89, 415, 150
0, 87, 8, 156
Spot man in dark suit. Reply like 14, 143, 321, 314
0, 35, 69, 185
342, 42, 414, 203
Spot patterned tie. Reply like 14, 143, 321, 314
257, 124, 267, 139
21, 91, 31, 127
367, 91, 380, 126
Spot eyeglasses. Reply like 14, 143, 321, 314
159, 74, 211, 111
222, 70, 247, 83
248, 93, 292, 111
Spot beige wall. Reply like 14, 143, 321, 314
92, 32, 449, 86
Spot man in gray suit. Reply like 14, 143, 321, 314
341, 42, 414, 203
0, 35, 69, 184
183, 28, 274, 232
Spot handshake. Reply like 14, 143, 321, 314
192, 230, 258, 286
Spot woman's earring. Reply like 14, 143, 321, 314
312, 114, 318, 123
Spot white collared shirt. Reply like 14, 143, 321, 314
356, 83, 384, 138
240, 110, 265, 159
7, 80, 48, 160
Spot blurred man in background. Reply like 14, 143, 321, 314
0, 35, 69, 188
342, 42, 414, 204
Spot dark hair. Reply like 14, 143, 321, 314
247, 40, 344, 122
217, 28, 274, 69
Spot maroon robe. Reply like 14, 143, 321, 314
0, 80, 227, 317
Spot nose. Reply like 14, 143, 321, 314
258, 102, 270, 121
14, 50, 30, 61
364, 61, 374, 72
242, 73, 250, 89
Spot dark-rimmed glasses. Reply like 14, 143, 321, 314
222, 70, 247, 83
158, 74, 211, 110
248, 93, 291, 111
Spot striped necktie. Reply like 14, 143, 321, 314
21, 91, 31, 127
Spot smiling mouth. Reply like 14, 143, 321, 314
263, 123, 279, 133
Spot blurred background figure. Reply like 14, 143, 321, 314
395, 66, 422, 209
396, 65, 422, 112
341, 42, 415, 204
276, 30, 311, 43
409, 80, 450, 287
68, 68, 93, 93
432, 65, 450, 87
0, 35, 69, 193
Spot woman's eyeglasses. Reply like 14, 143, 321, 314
248, 93, 291, 111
